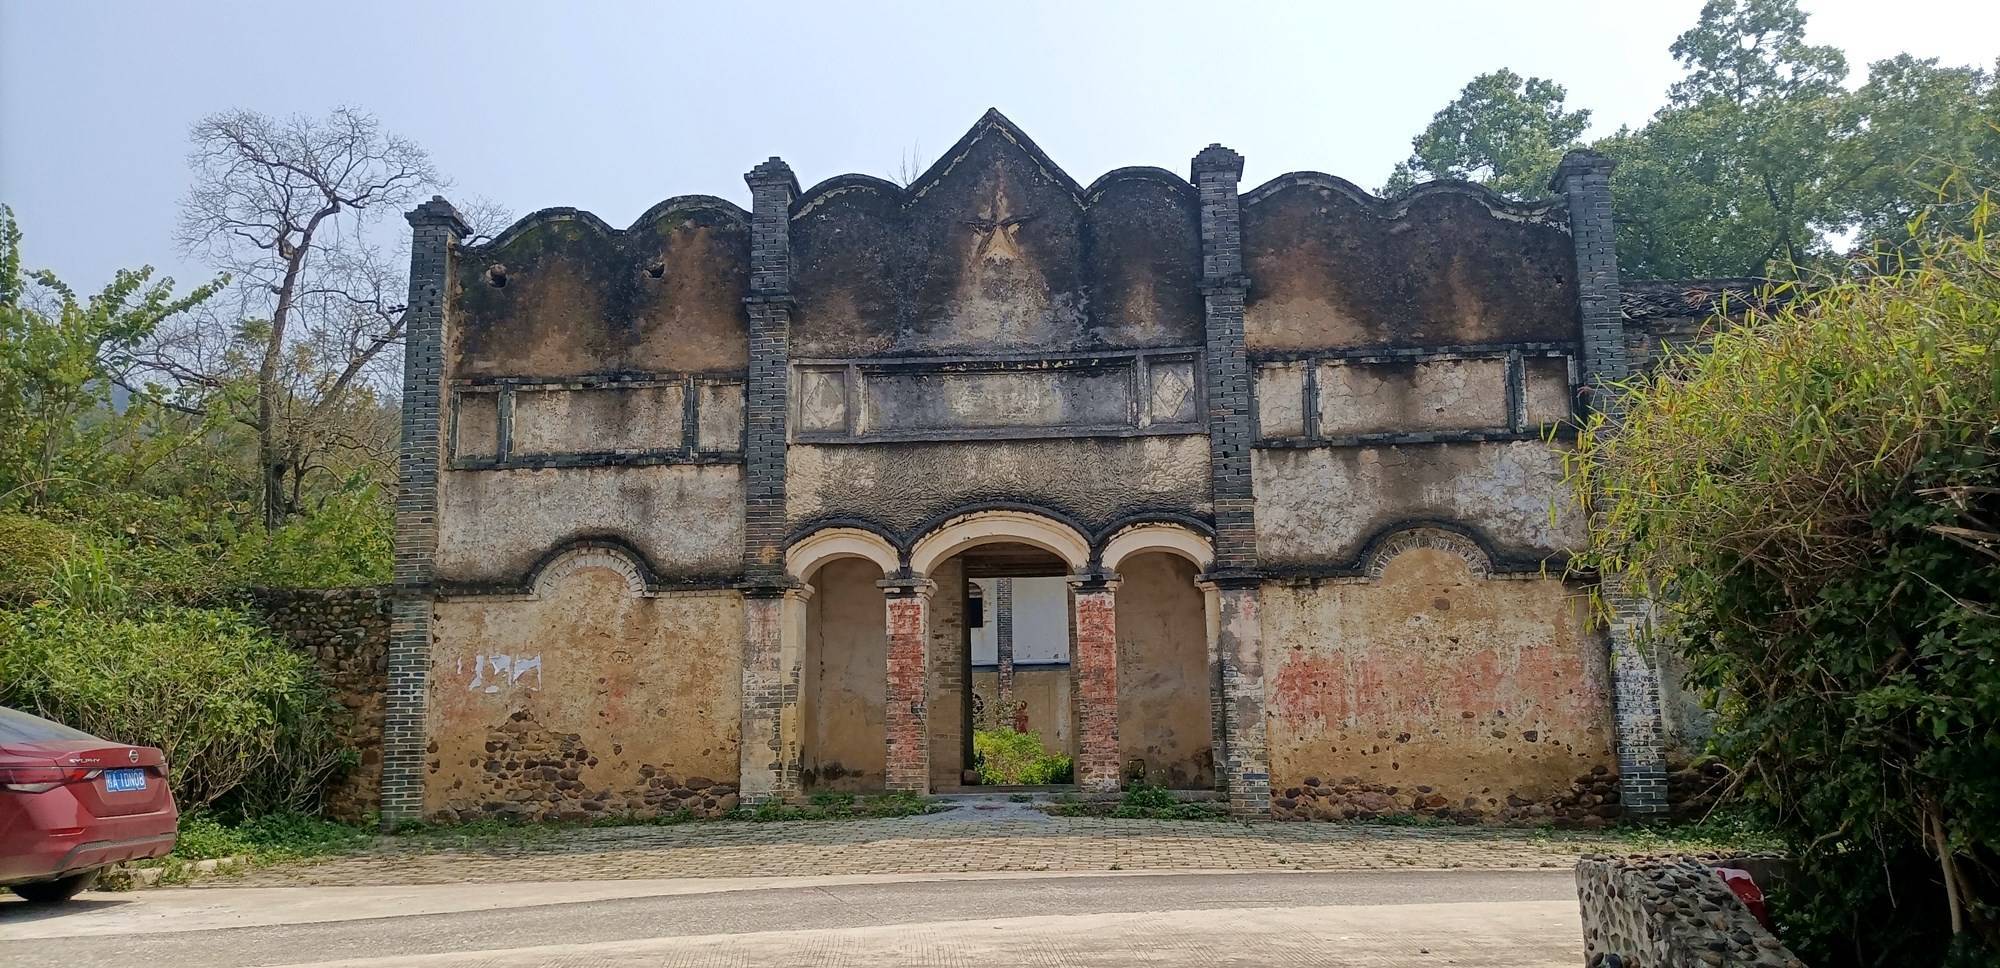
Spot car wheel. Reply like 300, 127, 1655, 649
10, 870, 100, 904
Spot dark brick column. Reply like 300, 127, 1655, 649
1550, 151, 1627, 399
1193, 145, 1256, 573
880, 577, 936, 794
1551, 151, 1666, 817
1069, 575, 1121, 796
994, 578, 1015, 714
738, 157, 806, 805
1194, 145, 1271, 817
742, 156, 800, 583
383, 196, 466, 830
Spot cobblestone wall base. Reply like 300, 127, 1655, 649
1577, 854, 1803, 967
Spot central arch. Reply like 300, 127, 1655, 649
908, 509, 1091, 578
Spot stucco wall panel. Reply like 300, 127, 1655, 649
1253, 441, 1580, 568
1255, 362, 1307, 438
426, 575, 742, 822
788, 436, 1211, 535
1316, 359, 1509, 437
1115, 553, 1214, 789
437, 464, 742, 583
1241, 187, 1574, 352
1523, 356, 1574, 429
453, 391, 500, 461
1263, 549, 1612, 818
511, 384, 686, 456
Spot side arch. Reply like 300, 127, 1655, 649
1100, 522, 1214, 573
1360, 524, 1495, 580
908, 508, 1092, 577
527, 540, 653, 598
786, 527, 900, 581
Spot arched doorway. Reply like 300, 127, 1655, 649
1113, 551, 1215, 790
801, 556, 888, 791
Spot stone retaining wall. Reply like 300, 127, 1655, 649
1271, 767, 1623, 827
1577, 853, 1803, 967
247, 586, 390, 823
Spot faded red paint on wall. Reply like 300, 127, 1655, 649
883, 591, 930, 793
1264, 547, 1613, 822
1073, 587, 1121, 793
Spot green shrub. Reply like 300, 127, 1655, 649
972, 728, 1074, 785
0, 603, 348, 810
1572, 203, 2000, 962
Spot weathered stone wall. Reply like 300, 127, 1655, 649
247, 587, 390, 824
1577, 854, 1802, 967
425, 567, 742, 822
1263, 546, 1618, 824
405, 111, 1698, 821
1114, 553, 1214, 789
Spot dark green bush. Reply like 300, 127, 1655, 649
0, 603, 348, 810
972, 728, 1074, 785
1572, 203, 2000, 962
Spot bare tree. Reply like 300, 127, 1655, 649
892, 141, 928, 188
166, 107, 503, 529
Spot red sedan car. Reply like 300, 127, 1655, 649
0, 706, 177, 903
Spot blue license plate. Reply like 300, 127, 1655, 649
104, 768, 147, 792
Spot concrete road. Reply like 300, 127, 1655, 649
0, 869, 1583, 967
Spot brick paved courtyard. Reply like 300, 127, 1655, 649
218, 800, 1633, 888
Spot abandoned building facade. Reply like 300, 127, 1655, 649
384, 110, 1708, 827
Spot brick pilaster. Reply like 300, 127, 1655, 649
994, 578, 1015, 714
1070, 576, 1122, 796
1606, 582, 1669, 816
742, 157, 800, 583
1208, 577, 1271, 817
1193, 145, 1257, 573
881, 577, 936, 795
1550, 151, 1626, 401
382, 196, 466, 830
736, 158, 804, 805
1197, 581, 1229, 794
738, 585, 811, 804
1193, 146, 1270, 815
1552, 152, 1666, 815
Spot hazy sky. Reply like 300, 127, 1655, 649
4, 0, 1997, 292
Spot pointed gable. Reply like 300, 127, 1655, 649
790, 110, 1199, 358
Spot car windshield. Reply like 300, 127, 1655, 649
0, 706, 100, 743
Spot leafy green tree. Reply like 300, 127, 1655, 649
1836, 55, 2000, 255
1383, 69, 1590, 199
1571, 203, 2000, 961
1664, 0, 1847, 105
0, 206, 223, 511
1606, 0, 1853, 278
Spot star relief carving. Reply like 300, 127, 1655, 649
962, 187, 1038, 263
